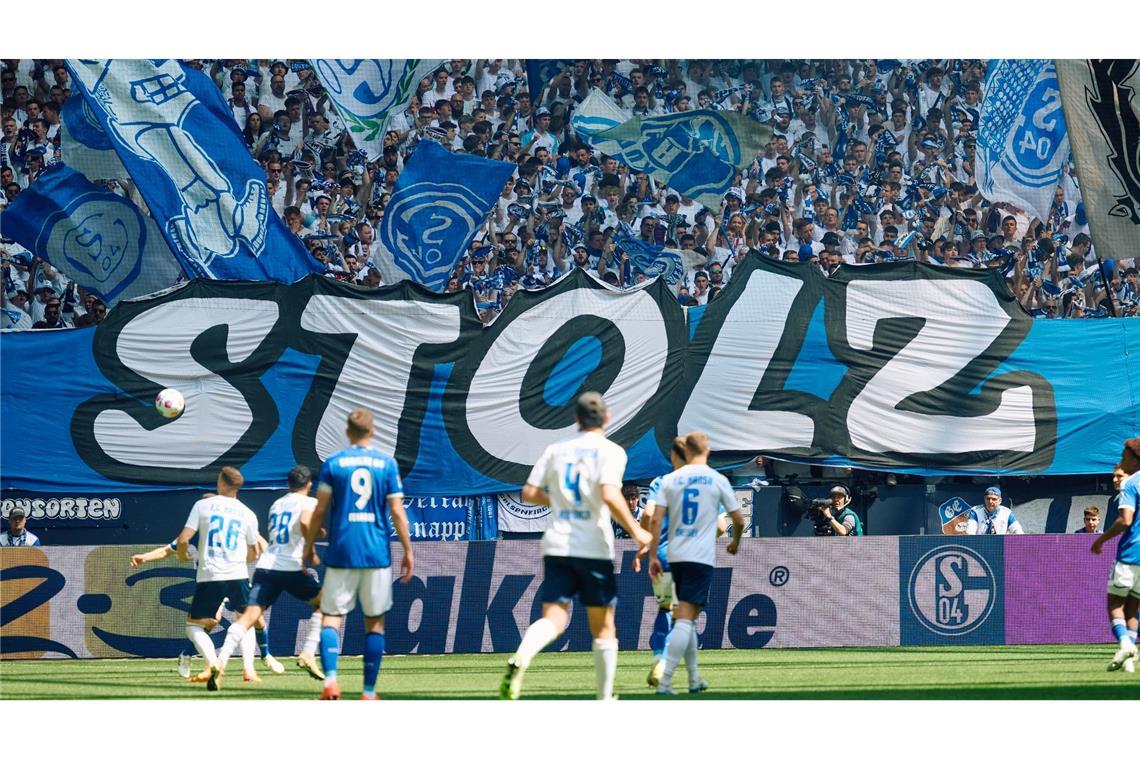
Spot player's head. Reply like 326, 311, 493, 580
683, 431, 710, 460
983, 486, 1002, 511
669, 435, 688, 469
1113, 464, 1127, 491
287, 465, 312, 493
1082, 506, 1100, 532
829, 484, 851, 509
1120, 437, 1140, 475
217, 466, 244, 495
621, 483, 640, 509
346, 408, 374, 444
575, 391, 609, 431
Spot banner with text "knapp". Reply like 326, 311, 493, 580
1, 256, 1139, 495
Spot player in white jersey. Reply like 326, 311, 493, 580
649, 431, 745, 695
210, 466, 327, 689
174, 466, 261, 692
130, 531, 270, 681
500, 392, 651, 700
965, 486, 1023, 535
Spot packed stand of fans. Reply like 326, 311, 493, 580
2, 58, 1137, 330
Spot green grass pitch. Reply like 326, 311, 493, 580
1, 645, 1136, 699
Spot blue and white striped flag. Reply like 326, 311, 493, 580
377, 140, 513, 290
584, 110, 771, 208
66, 59, 324, 284
570, 87, 627, 139
312, 59, 446, 161
59, 92, 127, 180
977, 60, 1069, 221
2, 164, 185, 305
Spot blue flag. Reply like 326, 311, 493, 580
586, 111, 772, 208
570, 87, 627, 138
378, 140, 514, 290
614, 235, 684, 286
311, 59, 446, 161
65, 59, 323, 284
526, 60, 575, 103
977, 60, 1069, 221
3, 165, 186, 305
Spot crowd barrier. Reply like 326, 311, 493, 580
0, 534, 1117, 660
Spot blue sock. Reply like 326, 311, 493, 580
650, 609, 672, 657
1111, 619, 1128, 643
255, 626, 270, 658
320, 626, 340, 681
363, 632, 385, 696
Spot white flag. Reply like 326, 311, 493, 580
976, 60, 1069, 221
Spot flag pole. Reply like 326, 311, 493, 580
1096, 256, 1117, 317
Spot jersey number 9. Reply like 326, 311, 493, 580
351, 468, 373, 509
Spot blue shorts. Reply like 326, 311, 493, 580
671, 562, 715, 607
249, 567, 322, 608
540, 556, 617, 608
190, 579, 249, 619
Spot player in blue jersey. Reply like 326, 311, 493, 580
1092, 438, 1140, 673
649, 431, 745, 695
211, 465, 328, 687
303, 408, 414, 700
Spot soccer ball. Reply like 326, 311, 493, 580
155, 388, 185, 419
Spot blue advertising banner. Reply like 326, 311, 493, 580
2, 256, 1138, 495
899, 536, 1005, 646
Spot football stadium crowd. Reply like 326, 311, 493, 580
2, 58, 1137, 330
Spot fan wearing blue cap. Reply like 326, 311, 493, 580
965, 487, 1023, 535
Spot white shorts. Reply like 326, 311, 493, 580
1107, 562, 1140, 599
651, 571, 675, 608
321, 567, 393, 617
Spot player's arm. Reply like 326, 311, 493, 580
175, 527, 195, 562
246, 518, 263, 563
722, 482, 746, 554
388, 494, 415, 583
521, 449, 552, 506
303, 489, 331, 565
1092, 506, 1134, 554
647, 497, 666, 580
639, 500, 656, 531
130, 544, 176, 567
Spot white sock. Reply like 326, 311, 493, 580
684, 623, 700, 684
302, 610, 323, 656
217, 621, 247, 670
592, 638, 618, 700
662, 619, 692, 683
241, 626, 256, 672
514, 617, 560, 669
186, 624, 217, 668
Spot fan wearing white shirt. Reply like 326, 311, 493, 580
648, 431, 745, 695
965, 487, 1024, 535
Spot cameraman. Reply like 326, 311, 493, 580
817, 485, 864, 536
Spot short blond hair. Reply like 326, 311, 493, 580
683, 431, 710, 457
346, 408, 374, 441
